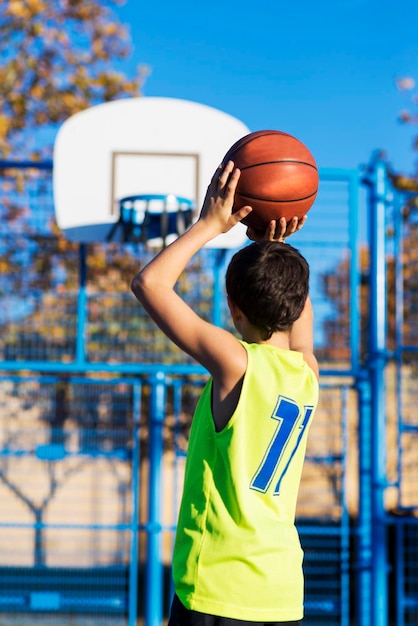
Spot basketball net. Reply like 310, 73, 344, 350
106, 194, 194, 248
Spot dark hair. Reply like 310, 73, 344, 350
225, 241, 309, 340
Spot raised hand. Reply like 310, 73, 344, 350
246, 215, 307, 243
199, 161, 253, 234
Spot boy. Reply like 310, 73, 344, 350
131, 161, 319, 625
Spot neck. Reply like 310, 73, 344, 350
241, 325, 290, 349
231, 307, 291, 349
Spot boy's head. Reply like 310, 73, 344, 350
225, 241, 309, 340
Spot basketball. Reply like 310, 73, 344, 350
222, 130, 318, 232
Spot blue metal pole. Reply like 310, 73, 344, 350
356, 372, 373, 626
395, 523, 405, 626
212, 249, 227, 328
393, 192, 404, 510
348, 170, 361, 373
368, 158, 389, 626
128, 381, 141, 626
170, 380, 183, 604
350, 166, 373, 626
340, 386, 351, 626
393, 192, 405, 626
76, 243, 87, 365
145, 371, 166, 626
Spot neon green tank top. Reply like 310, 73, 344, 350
172, 341, 319, 621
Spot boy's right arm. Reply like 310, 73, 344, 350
131, 162, 251, 386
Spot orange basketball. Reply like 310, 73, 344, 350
222, 130, 318, 232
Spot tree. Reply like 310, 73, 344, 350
316, 246, 366, 363
0, 0, 148, 158
391, 76, 418, 202
318, 185, 418, 363
0, 0, 152, 361
317, 74, 418, 363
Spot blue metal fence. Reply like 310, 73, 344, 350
395, 520, 418, 626
0, 158, 417, 626
0, 161, 359, 373
392, 170, 418, 626
0, 374, 350, 626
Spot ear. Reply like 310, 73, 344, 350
227, 295, 243, 327
227, 295, 237, 317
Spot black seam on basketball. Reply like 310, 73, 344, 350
240, 160, 318, 171
236, 190, 317, 203
226, 131, 293, 155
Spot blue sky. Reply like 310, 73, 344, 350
116, 0, 418, 176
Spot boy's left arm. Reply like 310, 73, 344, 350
289, 296, 319, 380
246, 216, 318, 379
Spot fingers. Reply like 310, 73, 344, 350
296, 215, 308, 230
233, 205, 252, 224
217, 160, 236, 189
209, 164, 223, 186
283, 215, 307, 238
276, 217, 287, 241
267, 220, 279, 239
200, 160, 245, 230
210, 161, 241, 210
259, 218, 286, 242
246, 221, 280, 242
247, 215, 307, 243
209, 160, 235, 190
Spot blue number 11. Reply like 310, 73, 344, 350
250, 396, 313, 495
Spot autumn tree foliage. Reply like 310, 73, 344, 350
319, 244, 399, 363
319, 216, 418, 364
0, 0, 154, 546
317, 78, 418, 363
391, 76, 418, 199
0, 0, 147, 158
0, 0, 151, 357
0, 0, 210, 365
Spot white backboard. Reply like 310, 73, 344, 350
53, 97, 251, 248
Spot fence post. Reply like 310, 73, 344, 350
365, 156, 390, 626
75, 243, 87, 365
145, 371, 166, 626
356, 372, 373, 626
128, 381, 142, 626
212, 249, 227, 328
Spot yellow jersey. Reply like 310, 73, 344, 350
172, 341, 319, 621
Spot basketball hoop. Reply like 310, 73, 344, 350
53, 97, 250, 248
106, 194, 194, 247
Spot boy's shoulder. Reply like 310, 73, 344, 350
241, 340, 319, 383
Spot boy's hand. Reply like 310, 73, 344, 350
246, 215, 307, 243
199, 160, 252, 234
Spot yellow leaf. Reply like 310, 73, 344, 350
102, 23, 119, 37
61, 92, 76, 108
30, 85, 44, 99
0, 114, 11, 139
6, 1, 28, 18
27, 0, 46, 13
7, 0, 46, 17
